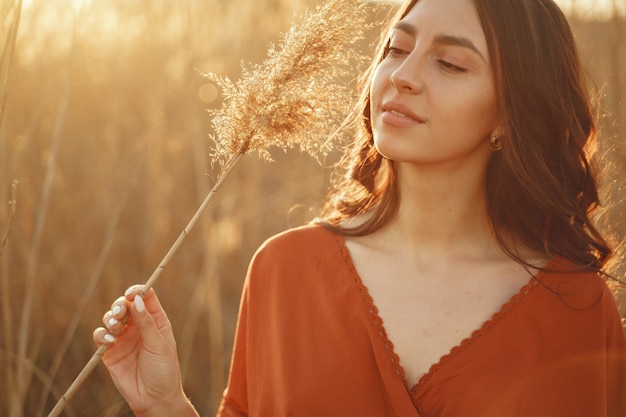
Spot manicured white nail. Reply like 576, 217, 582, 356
124, 287, 135, 297
134, 295, 145, 313
111, 305, 121, 316
104, 334, 115, 343
108, 317, 118, 326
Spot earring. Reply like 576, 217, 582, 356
489, 134, 503, 151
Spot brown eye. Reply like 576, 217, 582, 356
384, 46, 409, 59
438, 60, 467, 73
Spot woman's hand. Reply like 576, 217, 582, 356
92, 285, 199, 417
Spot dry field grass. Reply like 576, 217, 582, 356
0, 1, 624, 416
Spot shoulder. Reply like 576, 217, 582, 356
255, 223, 340, 259
526, 257, 625, 348
243, 224, 351, 301
246, 224, 344, 276
539, 257, 619, 313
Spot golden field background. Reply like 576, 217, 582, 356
0, 1, 624, 416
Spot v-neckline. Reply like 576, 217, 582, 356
334, 232, 547, 398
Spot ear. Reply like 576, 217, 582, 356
489, 124, 506, 152
490, 122, 506, 139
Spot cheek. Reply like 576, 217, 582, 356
442, 85, 498, 130
370, 65, 389, 107
475, 90, 499, 128
369, 67, 387, 130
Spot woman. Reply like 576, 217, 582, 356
93, 0, 626, 415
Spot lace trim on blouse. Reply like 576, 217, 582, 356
336, 234, 410, 388
410, 277, 538, 395
335, 233, 545, 400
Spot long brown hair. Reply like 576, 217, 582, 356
318, 0, 612, 272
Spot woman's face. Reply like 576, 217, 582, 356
370, 0, 499, 170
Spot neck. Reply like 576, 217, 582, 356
383, 161, 502, 263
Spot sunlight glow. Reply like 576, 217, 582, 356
23, 0, 92, 12
378, 0, 625, 19
72, 0, 92, 13
554, 0, 625, 19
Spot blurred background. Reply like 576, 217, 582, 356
0, 0, 624, 416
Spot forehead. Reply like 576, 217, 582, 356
397, 0, 488, 53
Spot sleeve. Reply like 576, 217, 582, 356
215, 228, 313, 417
605, 287, 626, 417
216, 272, 252, 417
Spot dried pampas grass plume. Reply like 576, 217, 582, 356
47, 1, 367, 416
208, 0, 367, 165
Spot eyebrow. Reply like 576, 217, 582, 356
392, 21, 486, 62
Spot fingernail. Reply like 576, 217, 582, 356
108, 317, 118, 326
124, 286, 135, 297
134, 295, 145, 313
104, 334, 115, 343
111, 305, 121, 316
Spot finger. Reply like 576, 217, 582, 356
93, 327, 116, 346
102, 310, 124, 333
125, 287, 167, 324
129, 294, 176, 350
129, 295, 161, 347
137, 288, 174, 335
124, 287, 175, 344
123, 284, 144, 301
110, 296, 130, 324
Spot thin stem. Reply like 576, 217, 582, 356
15, 70, 71, 417
0, 179, 17, 258
0, 0, 23, 130
141, 151, 244, 295
46, 345, 107, 417
1, 180, 18, 417
1, 3, 24, 414
36, 188, 129, 416
46, 150, 245, 417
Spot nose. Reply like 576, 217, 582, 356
390, 56, 424, 94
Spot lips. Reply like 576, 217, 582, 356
380, 101, 425, 126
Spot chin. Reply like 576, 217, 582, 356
374, 136, 418, 162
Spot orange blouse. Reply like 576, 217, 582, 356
217, 225, 626, 417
